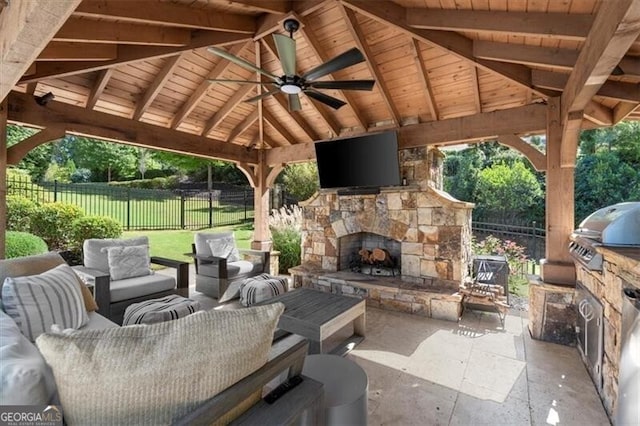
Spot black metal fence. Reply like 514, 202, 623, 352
7, 177, 254, 230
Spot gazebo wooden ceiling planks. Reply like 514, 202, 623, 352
1, 0, 640, 281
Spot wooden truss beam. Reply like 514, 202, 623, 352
0, 0, 81, 100
407, 9, 593, 41
54, 17, 191, 46
37, 42, 117, 61
133, 53, 186, 120
339, 5, 401, 126
7, 91, 257, 164
411, 39, 438, 120
614, 102, 639, 123
562, 0, 640, 119
172, 42, 249, 129
531, 69, 640, 103
20, 32, 251, 84
295, 15, 368, 131
7, 126, 67, 165
224, 0, 290, 14
496, 135, 546, 171
201, 85, 255, 136
86, 69, 114, 110
73, 1, 255, 33
265, 103, 547, 165
227, 109, 259, 143
340, 0, 549, 98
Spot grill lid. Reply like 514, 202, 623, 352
573, 202, 640, 246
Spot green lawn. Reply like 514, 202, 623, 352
124, 223, 254, 263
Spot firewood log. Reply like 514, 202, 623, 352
372, 248, 394, 267
358, 249, 372, 263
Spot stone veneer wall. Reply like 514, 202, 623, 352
574, 248, 640, 420
299, 147, 474, 292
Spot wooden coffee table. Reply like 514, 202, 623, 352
264, 288, 366, 354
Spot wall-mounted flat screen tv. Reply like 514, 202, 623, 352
314, 131, 401, 189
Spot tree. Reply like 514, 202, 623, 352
474, 161, 544, 222
443, 146, 484, 202
64, 136, 137, 181
280, 162, 319, 202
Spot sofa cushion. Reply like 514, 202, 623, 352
36, 303, 285, 425
83, 236, 148, 273
0, 309, 57, 405
108, 273, 176, 303
0, 252, 97, 312
2, 264, 89, 342
102, 244, 151, 280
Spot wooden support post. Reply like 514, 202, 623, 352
0, 98, 7, 259
539, 97, 577, 285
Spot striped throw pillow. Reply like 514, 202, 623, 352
239, 275, 288, 307
2, 264, 88, 341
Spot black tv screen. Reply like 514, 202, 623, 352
314, 131, 401, 189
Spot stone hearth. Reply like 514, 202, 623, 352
290, 147, 475, 321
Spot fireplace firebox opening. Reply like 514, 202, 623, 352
338, 232, 401, 277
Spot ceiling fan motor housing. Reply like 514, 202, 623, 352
283, 19, 300, 36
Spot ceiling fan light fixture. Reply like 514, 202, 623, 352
281, 84, 302, 94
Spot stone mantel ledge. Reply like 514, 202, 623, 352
300, 185, 475, 209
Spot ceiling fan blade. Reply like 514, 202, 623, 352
245, 87, 280, 103
273, 33, 297, 77
208, 79, 273, 85
288, 94, 301, 112
207, 46, 278, 81
304, 89, 347, 110
308, 80, 375, 91
301, 47, 365, 82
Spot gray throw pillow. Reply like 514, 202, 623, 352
101, 245, 151, 280
206, 235, 240, 262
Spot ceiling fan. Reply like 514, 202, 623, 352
206, 18, 375, 111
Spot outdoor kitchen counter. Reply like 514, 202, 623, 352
596, 246, 640, 277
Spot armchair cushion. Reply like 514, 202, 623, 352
0, 251, 97, 312
108, 273, 175, 303
102, 244, 151, 280
198, 260, 263, 279
83, 236, 148, 273
2, 264, 88, 341
36, 303, 285, 426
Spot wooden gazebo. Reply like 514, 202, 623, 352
1, 0, 639, 288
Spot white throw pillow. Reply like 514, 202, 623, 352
2, 264, 89, 342
36, 303, 285, 425
0, 309, 57, 405
206, 236, 240, 262
102, 245, 151, 280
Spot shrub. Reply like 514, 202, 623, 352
108, 176, 180, 189
30, 202, 85, 250
5, 231, 48, 259
70, 168, 92, 183
70, 215, 123, 248
6, 195, 38, 232
269, 206, 303, 273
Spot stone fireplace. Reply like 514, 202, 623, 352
290, 147, 475, 321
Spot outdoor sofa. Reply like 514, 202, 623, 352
0, 252, 323, 425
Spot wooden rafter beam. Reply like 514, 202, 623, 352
227, 109, 258, 143
338, 6, 400, 125
562, 0, 640, 119
262, 110, 294, 145
201, 84, 255, 136
584, 101, 613, 126
133, 53, 186, 121
411, 39, 438, 120
470, 66, 482, 113
19, 32, 251, 84
86, 68, 114, 110
255, 40, 265, 150
224, 0, 289, 14
171, 42, 249, 129
496, 135, 546, 171
407, 9, 593, 41
7, 91, 257, 164
265, 103, 547, 165
531, 69, 640, 103
37, 42, 117, 61
294, 17, 368, 131
614, 102, 639, 123
0, 0, 82, 100
271, 93, 319, 141
54, 17, 191, 46
73, 1, 255, 33
307, 99, 341, 138
293, 0, 332, 17
340, 0, 549, 98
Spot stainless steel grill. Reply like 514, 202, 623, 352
569, 202, 640, 271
